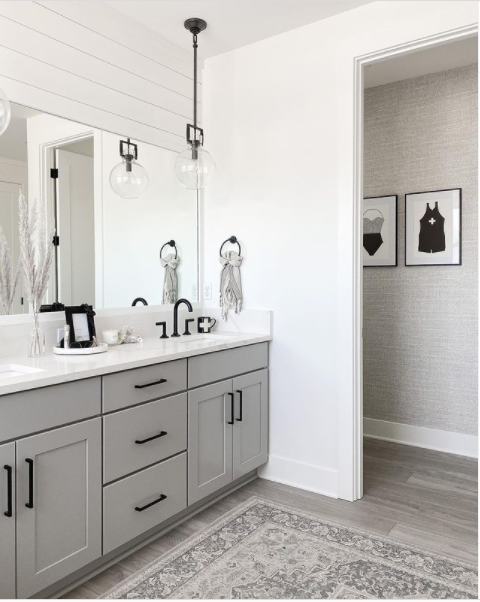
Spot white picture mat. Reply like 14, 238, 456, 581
72, 313, 91, 341
363, 196, 397, 266
406, 189, 461, 265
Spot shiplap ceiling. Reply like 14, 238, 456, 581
103, 1, 372, 61
365, 36, 478, 88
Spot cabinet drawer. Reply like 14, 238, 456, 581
103, 359, 187, 413
103, 453, 186, 554
0, 378, 101, 443
188, 343, 268, 388
103, 393, 187, 483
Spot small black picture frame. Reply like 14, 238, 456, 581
363, 194, 398, 267
65, 305, 96, 345
405, 188, 462, 266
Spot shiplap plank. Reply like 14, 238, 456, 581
0, 46, 186, 139
0, 1, 195, 101
0, 14, 195, 122
0, 77, 185, 153
40, 0, 196, 82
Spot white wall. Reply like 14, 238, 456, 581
202, 1, 478, 500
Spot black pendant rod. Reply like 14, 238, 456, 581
193, 32, 198, 132
184, 18, 207, 146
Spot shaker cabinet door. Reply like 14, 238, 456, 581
233, 369, 268, 480
16, 419, 102, 599
188, 380, 233, 505
0, 442, 15, 599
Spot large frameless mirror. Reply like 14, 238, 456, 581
0, 103, 198, 316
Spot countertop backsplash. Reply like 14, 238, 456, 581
0, 306, 273, 359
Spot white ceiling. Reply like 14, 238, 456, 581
0, 104, 41, 163
364, 36, 478, 88
104, 1, 372, 61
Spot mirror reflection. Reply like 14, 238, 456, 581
0, 103, 198, 315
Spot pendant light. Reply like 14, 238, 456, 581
0, 87, 11, 136
175, 18, 216, 190
110, 137, 149, 199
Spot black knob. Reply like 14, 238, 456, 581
156, 321, 169, 339
183, 319, 195, 336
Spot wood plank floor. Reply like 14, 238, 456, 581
63, 439, 478, 599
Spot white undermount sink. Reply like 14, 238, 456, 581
175, 334, 236, 344
0, 364, 46, 380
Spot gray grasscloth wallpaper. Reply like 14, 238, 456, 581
363, 63, 478, 436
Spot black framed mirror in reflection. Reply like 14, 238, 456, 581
0, 103, 198, 317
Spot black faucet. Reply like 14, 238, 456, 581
172, 298, 193, 337
132, 297, 148, 306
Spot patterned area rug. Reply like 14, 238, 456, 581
105, 497, 478, 599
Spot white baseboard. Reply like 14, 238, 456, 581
364, 418, 478, 459
258, 454, 338, 498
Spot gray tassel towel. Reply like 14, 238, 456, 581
220, 250, 243, 320
161, 253, 180, 304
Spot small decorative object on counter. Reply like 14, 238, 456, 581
64, 304, 97, 348
39, 301, 65, 313
219, 236, 243, 321
102, 329, 120, 345
160, 240, 180, 304
198, 316, 217, 333
118, 325, 143, 344
18, 193, 54, 357
63, 324, 70, 349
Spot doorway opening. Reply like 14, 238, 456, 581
360, 35, 478, 495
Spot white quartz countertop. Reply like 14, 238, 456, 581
0, 332, 272, 396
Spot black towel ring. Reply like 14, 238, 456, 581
219, 236, 241, 257
160, 240, 177, 260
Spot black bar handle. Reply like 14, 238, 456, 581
3, 465, 12, 518
135, 431, 168, 445
135, 378, 167, 389
135, 494, 167, 512
25, 458, 34, 509
236, 390, 243, 422
227, 392, 235, 424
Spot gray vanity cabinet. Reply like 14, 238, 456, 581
188, 367, 269, 505
232, 369, 268, 480
188, 380, 234, 505
15, 419, 102, 599
0, 442, 15, 600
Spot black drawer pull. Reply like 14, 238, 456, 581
236, 390, 243, 421
135, 431, 168, 445
25, 458, 34, 509
3, 465, 12, 518
135, 494, 167, 512
135, 378, 167, 389
227, 392, 234, 425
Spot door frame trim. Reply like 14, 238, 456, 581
344, 23, 478, 502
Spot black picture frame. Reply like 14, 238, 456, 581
363, 194, 398, 267
405, 188, 462, 266
65, 305, 96, 344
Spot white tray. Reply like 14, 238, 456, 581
53, 343, 109, 356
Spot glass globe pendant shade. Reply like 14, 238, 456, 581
175, 144, 216, 190
0, 88, 11, 136
109, 157, 149, 199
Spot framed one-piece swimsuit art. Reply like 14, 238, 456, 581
405, 188, 462, 266
363, 195, 397, 267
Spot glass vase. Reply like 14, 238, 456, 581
29, 311, 45, 358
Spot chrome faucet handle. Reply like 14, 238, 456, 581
183, 319, 195, 336
156, 321, 169, 339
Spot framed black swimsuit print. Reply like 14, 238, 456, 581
405, 188, 461, 266
363, 195, 397, 267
